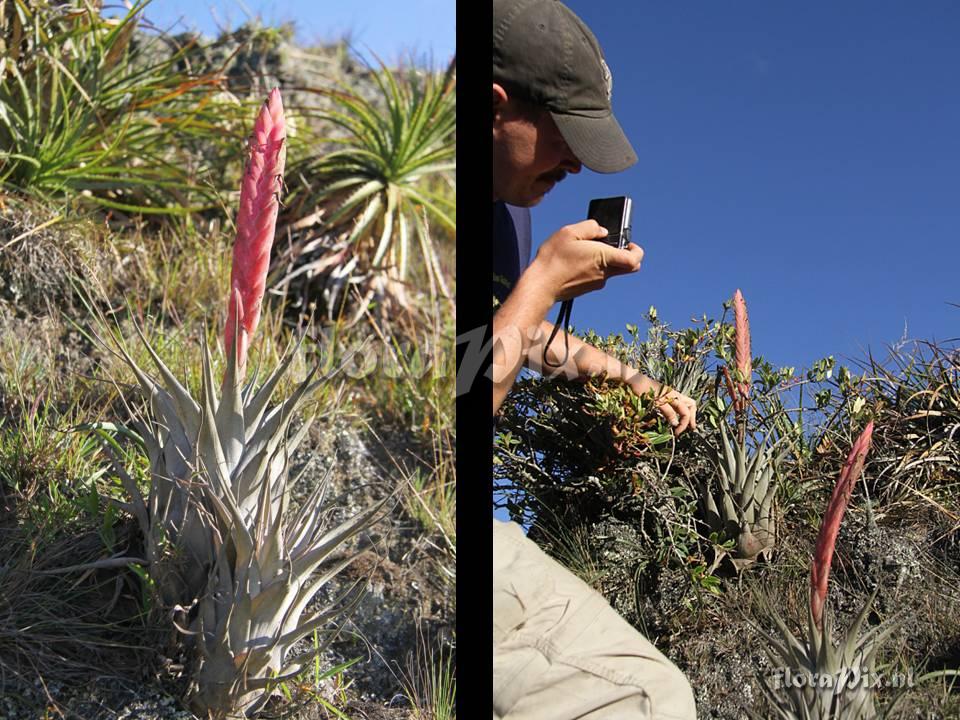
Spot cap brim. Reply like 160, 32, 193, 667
551, 111, 637, 173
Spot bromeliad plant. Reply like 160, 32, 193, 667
102, 88, 384, 717
700, 289, 784, 572
754, 422, 897, 720
698, 421, 782, 573
279, 57, 456, 318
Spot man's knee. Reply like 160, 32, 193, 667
590, 639, 695, 719
494, 520, 697, 719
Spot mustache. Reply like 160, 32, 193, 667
540, 170, 567, 184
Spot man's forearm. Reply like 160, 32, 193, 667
528, 319, 653, 389
495, 308, 662, 415
492, 272, 556, 415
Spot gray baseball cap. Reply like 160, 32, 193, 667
493, 0, 638, 173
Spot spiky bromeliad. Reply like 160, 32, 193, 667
752, 422, 897, 720
104, 89, 385, 717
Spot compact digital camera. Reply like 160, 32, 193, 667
587, 196, 632, 249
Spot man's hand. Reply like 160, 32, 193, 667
628, 375, 698, 436
529, 220, 644, 302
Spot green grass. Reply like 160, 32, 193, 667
400, 623, 456, 720
356, 307, 456, 585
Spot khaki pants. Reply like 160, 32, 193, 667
493, 519, 697, 720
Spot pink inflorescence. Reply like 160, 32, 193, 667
732, 288, 752, 410
225, 88, 286, 374
810, 421, 875, 629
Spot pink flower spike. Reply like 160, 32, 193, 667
224, 87, 286, 375
733, 289, 751, 410
810, 421, 875, 629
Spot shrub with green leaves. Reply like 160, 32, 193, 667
494, 315, 716, 527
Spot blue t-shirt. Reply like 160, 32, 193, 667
492, 201, 532, 306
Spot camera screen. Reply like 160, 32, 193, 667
588, 197, 627, 233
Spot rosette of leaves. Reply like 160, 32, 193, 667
698, 421, 783, 573
752, 590, 894, 720
108, 322, 384, 715
279, 57, 456, 318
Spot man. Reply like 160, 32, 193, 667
492, 1, 699, 718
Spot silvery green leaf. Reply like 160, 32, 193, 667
214, 339, 245, 472
242, 334, 304, 431
276, 580, 365, 649
104, 310, 388, 714
280, 552, 360, 633
132, 322, 201, 437
293, 498, 388, 580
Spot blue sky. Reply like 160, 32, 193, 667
123, 0, 455, 66
526, 2, 960, 381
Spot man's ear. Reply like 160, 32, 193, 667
493, 83, 508, 122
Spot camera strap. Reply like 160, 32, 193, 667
543, 299, 573, 368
